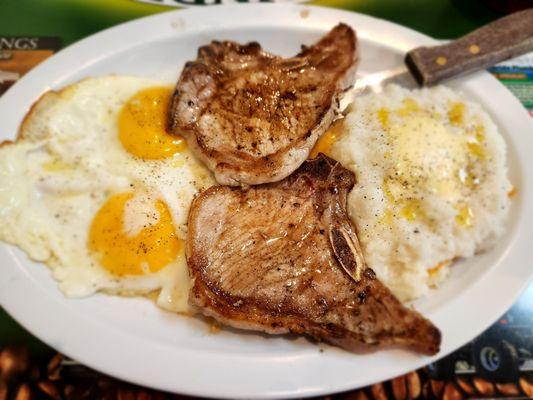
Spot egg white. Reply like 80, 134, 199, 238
0, 76, 214, 312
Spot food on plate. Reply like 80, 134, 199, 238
0, 22, 514, 358
0, 76, 213, 312
186, 154, 441, 354
322, 84, 511, 301
169, 23, 358, 186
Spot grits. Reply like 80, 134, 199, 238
324, 84, 511, 301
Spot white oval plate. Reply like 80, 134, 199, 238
0, 4, 532, 399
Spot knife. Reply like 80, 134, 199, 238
343, 7, 533, 105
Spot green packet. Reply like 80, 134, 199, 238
489, 53, 533, 117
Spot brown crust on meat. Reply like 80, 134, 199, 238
169, 24, 358, 186
187, 154, 441, 355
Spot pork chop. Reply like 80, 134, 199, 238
187, 154, 441, 355
169, 24, 358, 186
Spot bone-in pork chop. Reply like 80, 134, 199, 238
169, 24, 358, 186
187, 154, 441, 355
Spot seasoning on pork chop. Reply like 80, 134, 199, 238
169, 24, 358, 186
187, 154, 441, 355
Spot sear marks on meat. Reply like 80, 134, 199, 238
187, 154, 441, 355
169, 24, 358, 186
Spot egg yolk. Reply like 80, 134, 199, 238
309, 119, 345, 158
118, 87, 185, 160
88, 193, 181, 276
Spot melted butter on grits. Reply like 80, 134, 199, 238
378, 98, 485, 229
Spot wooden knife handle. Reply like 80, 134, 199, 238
405, 8, 533, 86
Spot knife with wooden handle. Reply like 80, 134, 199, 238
345, 8, 533, 104
407, 8, 533, 85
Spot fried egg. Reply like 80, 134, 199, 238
0, 76, 214, 312
321, 84, 511, 301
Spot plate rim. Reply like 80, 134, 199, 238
0, 4, 532, 399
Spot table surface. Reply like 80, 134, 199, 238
0, 0, 532, 398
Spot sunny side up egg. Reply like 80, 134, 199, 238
0, 76, 214, 312
319, 84, 512, 301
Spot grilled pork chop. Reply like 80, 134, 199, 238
187, 154, 441, 355
169, 24, 358, 186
